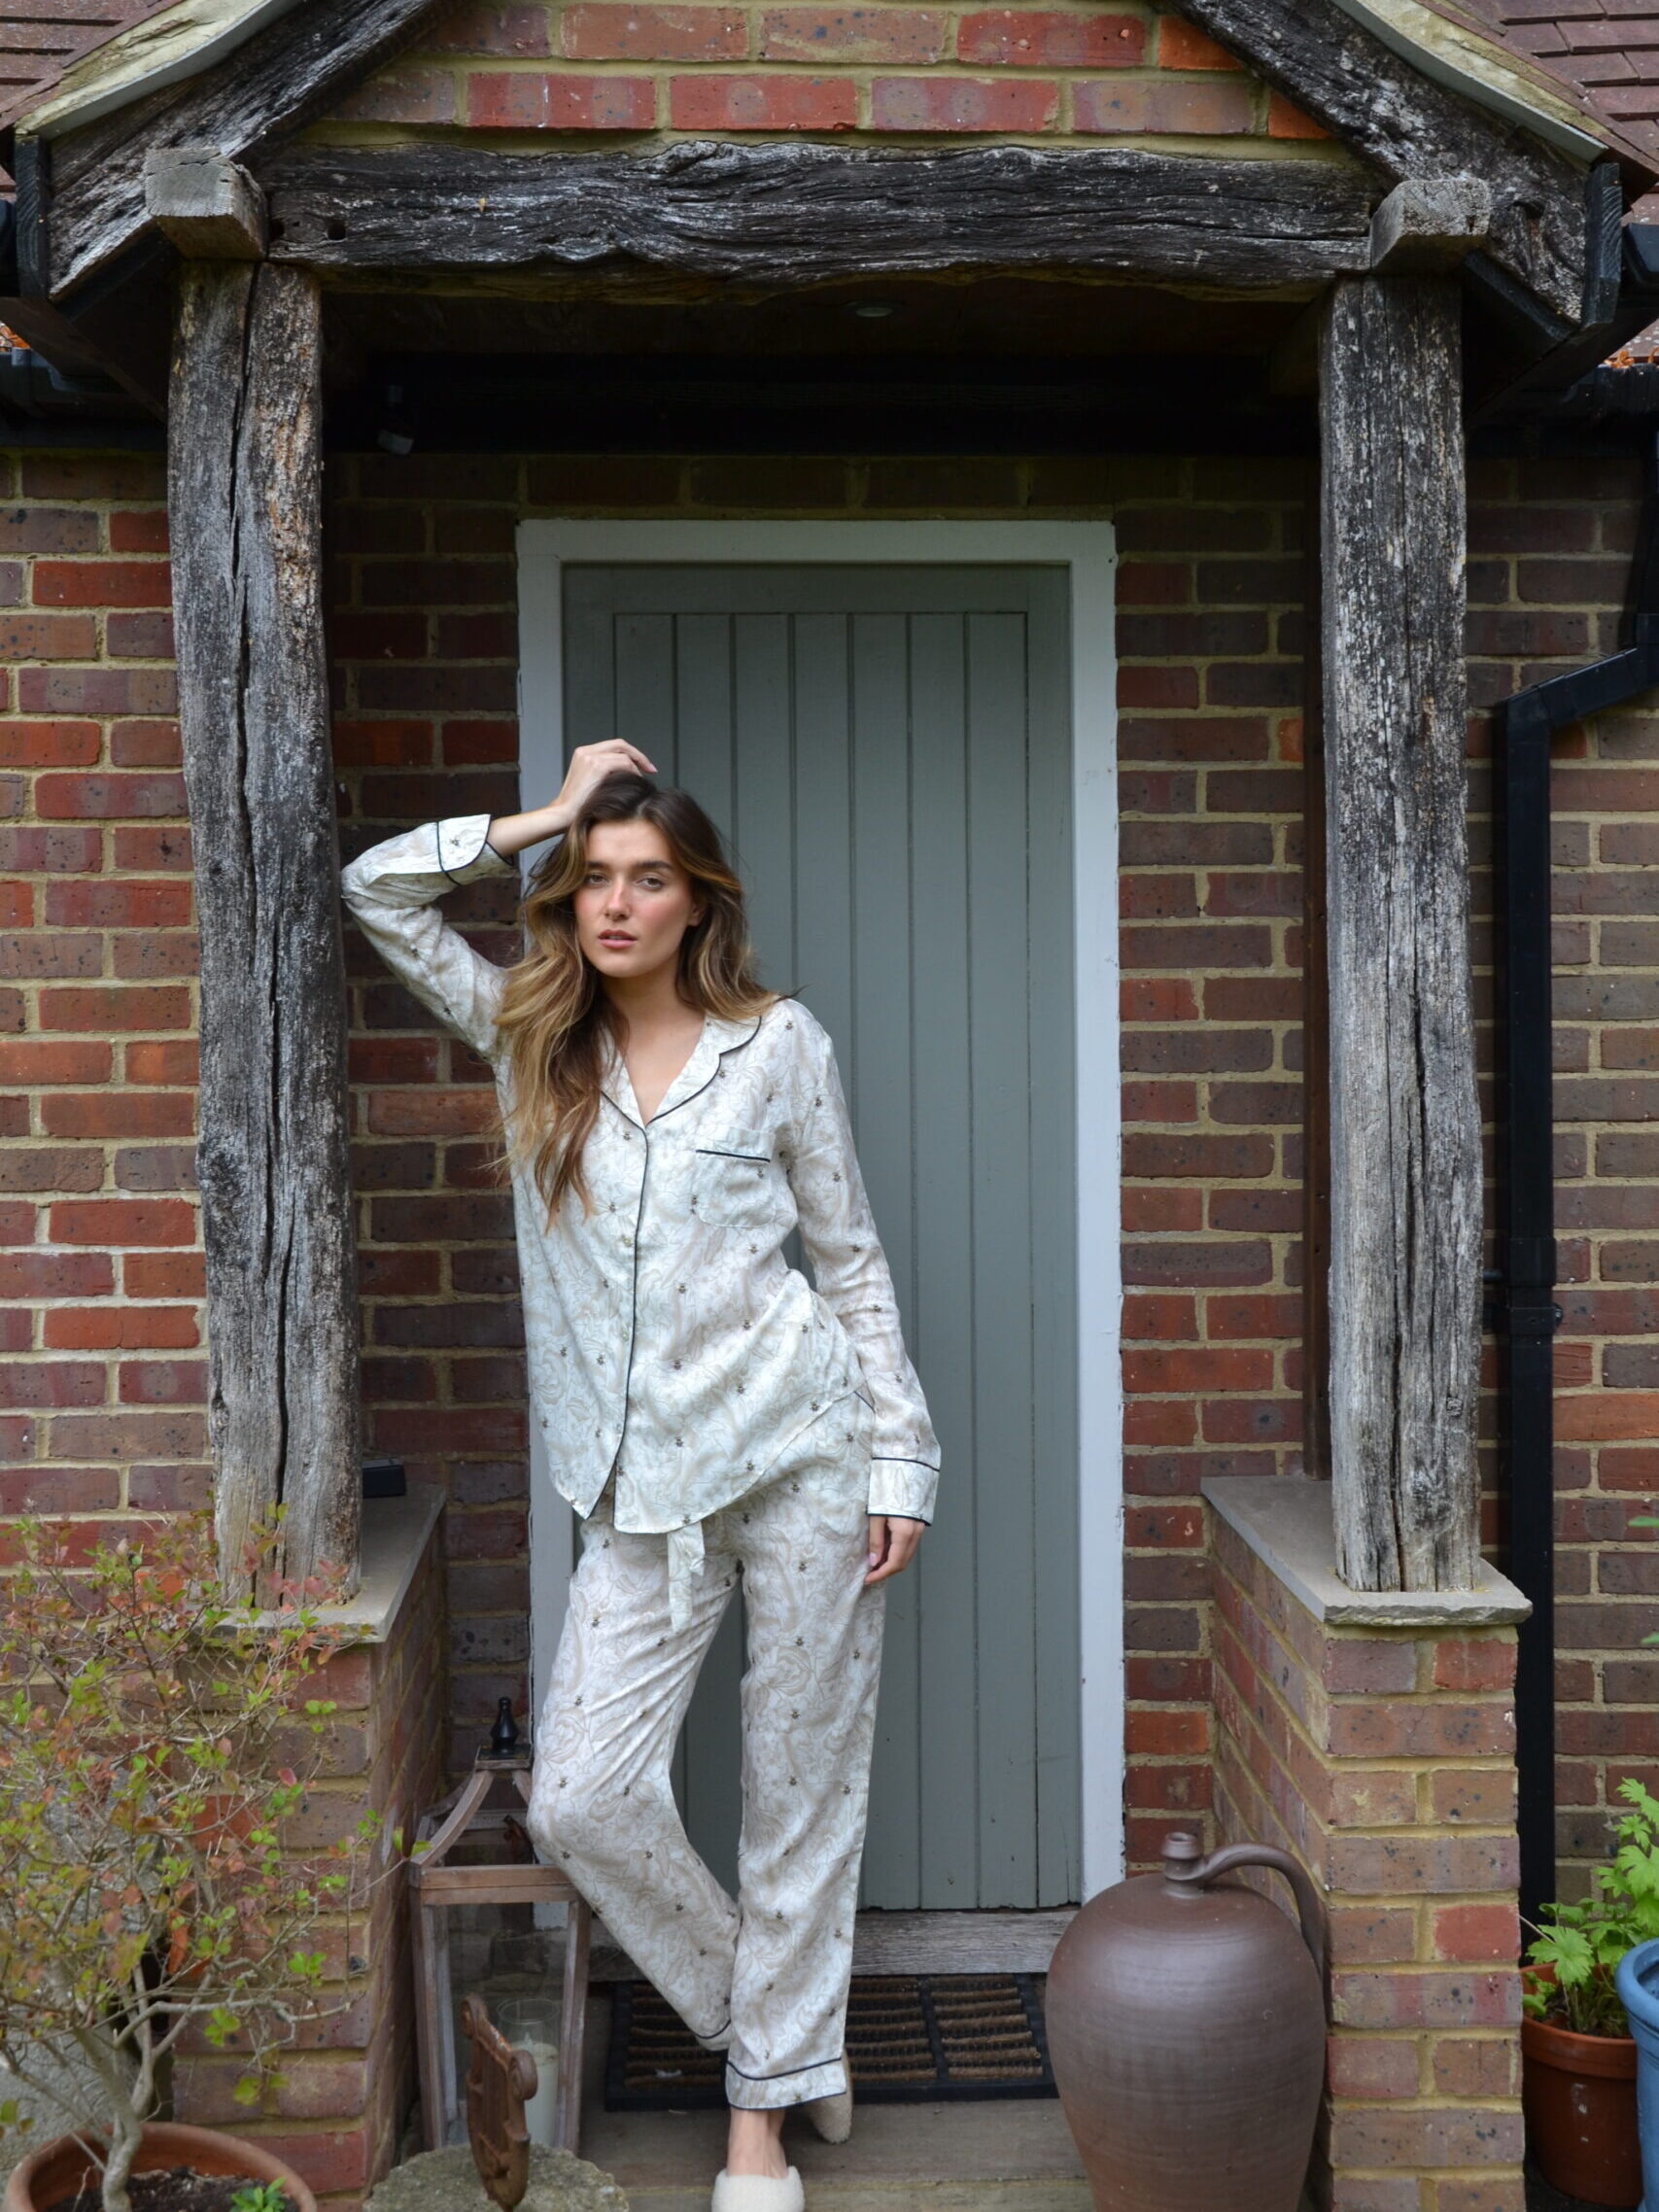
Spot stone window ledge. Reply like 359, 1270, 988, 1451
1201, 1475, 1530, 1630
244, 1482, 446, 1644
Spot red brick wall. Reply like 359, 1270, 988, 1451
172, 1516, 450, 2210
5, 437, 1658, 1889
1466, 448, 1659, 1900
322, 0, 1326, 142
1212, 1505, 1525, 2212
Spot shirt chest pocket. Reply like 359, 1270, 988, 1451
691, 1142, 790, 1233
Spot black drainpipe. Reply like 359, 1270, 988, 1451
1498, 431, 1659, 1932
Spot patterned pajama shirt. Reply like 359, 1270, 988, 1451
338, 813, 941, 2109
526, 1398, 883, 2109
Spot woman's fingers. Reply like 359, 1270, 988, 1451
864, 1515, 923, 1585
551, 738, 658, 820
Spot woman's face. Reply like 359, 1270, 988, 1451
573, 818, 703, 985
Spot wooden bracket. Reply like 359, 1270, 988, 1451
145, 149, 268, 260
1369, 176, 1493, 274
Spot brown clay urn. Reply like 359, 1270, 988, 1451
1045, 1830, 1328, 2212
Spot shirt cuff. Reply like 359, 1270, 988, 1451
435, 814, 518, 883
868, 1458, 938, 1523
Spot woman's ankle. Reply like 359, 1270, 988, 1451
725, 2103, 787, 2178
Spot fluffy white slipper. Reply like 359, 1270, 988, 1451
710, 2169, 805, 2212
801, 2083, 852, 2144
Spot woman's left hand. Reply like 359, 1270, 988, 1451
865, 1516, 923, 1585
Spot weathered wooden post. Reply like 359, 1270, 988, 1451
167, 234, 362, 1600
1318, 270, 1482, 1591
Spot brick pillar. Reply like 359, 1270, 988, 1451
1204, 1478, 1529, 2212
173, 1492, 450, 2212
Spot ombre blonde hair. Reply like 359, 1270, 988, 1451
491, 773, 776, 1221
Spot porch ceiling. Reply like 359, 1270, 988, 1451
315, 272, 1325, 454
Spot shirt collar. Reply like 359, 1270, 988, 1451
601, 1009, 765, 1129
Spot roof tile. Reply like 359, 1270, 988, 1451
0, 0, 169, 136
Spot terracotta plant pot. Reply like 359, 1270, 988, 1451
3, 2120, 318, 2212
1521, 2010, 1641, 2209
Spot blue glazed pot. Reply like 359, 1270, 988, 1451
1616, 1938, 1659, 2212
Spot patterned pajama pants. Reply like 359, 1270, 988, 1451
525, 1402, 886, 2110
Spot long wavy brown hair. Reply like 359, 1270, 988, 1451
491, 774, 775, 1221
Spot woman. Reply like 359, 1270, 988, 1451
339, 740, 940, 2212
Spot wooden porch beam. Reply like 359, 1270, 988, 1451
1318, 273, 1482, 1591
145, 150, 267, 261
257, 141, 1374, 291
1166, 0, 1594, 326
168, 259, 363, 1602
18, 0, 460, 300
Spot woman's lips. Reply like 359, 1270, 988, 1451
599, 933, 636, 947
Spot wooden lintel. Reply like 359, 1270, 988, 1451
1369, 176, 1493, 273
1166, 0, 1591, 324
1318, 272, 1483, 1594
257, 141, 1374, 291
168, 259, 363, 1602
145, 149, 267, 261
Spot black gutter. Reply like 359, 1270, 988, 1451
1499, 432, 1659, 1931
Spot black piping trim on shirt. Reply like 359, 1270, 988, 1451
871, 1454, 942, 1472
610, 1118, 652, 1476
600, 1013, 764, 1132
435, 816, 496, 886
695, 1146, 772, 1164
725, 2054, 846, 2084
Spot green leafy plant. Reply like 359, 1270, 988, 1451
228, 2183, 293, 2212
0, 1507, 408, 2212
1524, 1777, 1659, 2036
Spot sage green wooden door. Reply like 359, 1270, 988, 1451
561, 563, 1081, 1911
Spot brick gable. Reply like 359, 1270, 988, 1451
315, 0, 1329, 142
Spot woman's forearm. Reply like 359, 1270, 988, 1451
486, 802, 570, 859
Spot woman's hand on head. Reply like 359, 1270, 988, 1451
485, 736, 656, 857
549, 739, 658, 832
865, 1515, 923, 1586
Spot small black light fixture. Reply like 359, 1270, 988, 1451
362, 1454, 407, 1499
849, 299, 898, 320
376, 379, 418, 455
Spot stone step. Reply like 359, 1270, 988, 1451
623, 2186, 1091, 2211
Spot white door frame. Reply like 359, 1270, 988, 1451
514, 518, 1124, 1898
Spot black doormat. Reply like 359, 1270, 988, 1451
605, 1974, 1057, 2109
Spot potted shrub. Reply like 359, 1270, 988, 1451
1521, 1777, 1659, 2209
0, 1507, 402, 2212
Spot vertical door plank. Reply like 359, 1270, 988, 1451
1025, 577, 1083, 1906
908, 612, 981, 1910
674, 612, 737, 839
850, 611, 922, 1909
734, 614, 797, 994
966, 609, 1039, 1909
791, 615, 855, 1053
562, 595, 617, 757
613, 612, 678, 781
